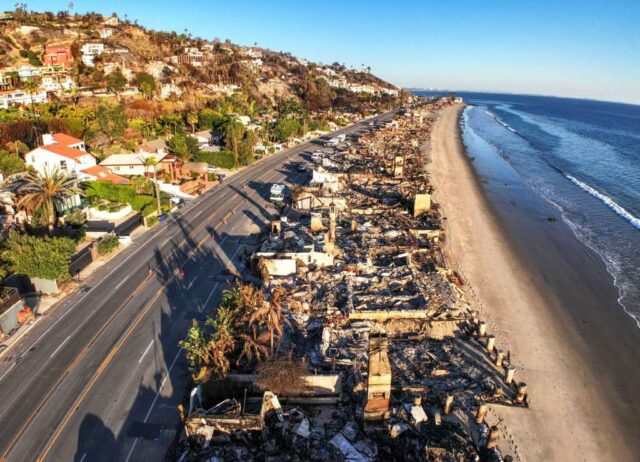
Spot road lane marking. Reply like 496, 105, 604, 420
0, 363, 16, 383
200, 283, 220, 313
29, 114, 393, 461
113, 279, 127, 291
138, 340, 154, 364
125, 348, 183, 462
36, 206, 241, 460
79, 453, 86, 462
49, 336, 71, 358
186, 277, 198, 290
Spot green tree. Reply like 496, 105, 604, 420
106, 69, 127, 93
130, 175, 151, 194
222, 120, 245, 168
0, 150, 26, 176
186, 111, 198, 134
3, 231, 76, 281
6, 169, 81, 231
95, 104, 128, 142
198, 108, 225, 130
274, 118, 301, 143
167, 129, 200, 161
135, 72, 156, 98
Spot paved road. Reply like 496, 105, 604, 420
0, 112, 395, 462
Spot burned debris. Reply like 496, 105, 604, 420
174, 98, 526, 461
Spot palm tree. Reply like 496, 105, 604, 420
6, 169, 81, 232
237, 325, 269, 366
141, 156, 162, 216
23, 77, 42, 118
130, 175, 151, 194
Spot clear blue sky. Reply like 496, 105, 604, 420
27, 0, 640, 104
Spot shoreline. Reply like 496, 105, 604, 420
427, 104, 637, 461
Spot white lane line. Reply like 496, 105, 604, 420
49, 335, 71, 358
193, 209, 204, 219
125, 348, 183, 462
200, 282, 220, 313
79, 453, 86, 462
0, 363, 16, 383
113, 279, 127, 291
30, 307, 72, 349
186, 277, 198, 290
138, 340, 154, 364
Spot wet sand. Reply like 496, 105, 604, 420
427, 104, 640, 461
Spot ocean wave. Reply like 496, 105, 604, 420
485, 110, 518, 133
565, 174, 640, 230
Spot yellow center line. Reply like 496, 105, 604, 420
36, 213, 226, 461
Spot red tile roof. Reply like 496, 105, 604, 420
81, 166, 130, 185
51, 133, 83, 146
42, 144, 87, 160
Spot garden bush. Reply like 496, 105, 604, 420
97, 234, 119, 255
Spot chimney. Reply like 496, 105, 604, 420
41, 133, 55, 146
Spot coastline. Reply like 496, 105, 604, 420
426, 104, 638, 461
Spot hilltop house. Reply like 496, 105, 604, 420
43, 45, 73, 68
41, 74, 75, 94
175, 47, 206, 67
24, 133, 129, 185
80, 43, 105, 67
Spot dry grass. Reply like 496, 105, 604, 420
255, 355, 307, 396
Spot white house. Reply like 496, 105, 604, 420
100, 151, 169, 177
25, 133, 129, 185
160, 83, 182, 99
380, 87, 399, 97
0, 89, 47, 109
17, 65, 43, 81
81, 43, 105, 67
41, 75, 75, 94
99, 28, 114, 39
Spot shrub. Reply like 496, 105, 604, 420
3, 231, 76, 281
97, 234, 119, 255
145, 215, 158, 227
83, 181, 155, 213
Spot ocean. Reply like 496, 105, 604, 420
417, 91, 640, 328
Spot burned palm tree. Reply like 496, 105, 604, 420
237, 325, 270, 367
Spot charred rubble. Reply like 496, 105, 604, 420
173, 97, 527, 462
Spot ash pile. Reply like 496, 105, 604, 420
173, 98, 527, 461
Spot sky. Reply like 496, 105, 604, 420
25, 0, 640, 104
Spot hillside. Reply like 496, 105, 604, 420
0, 9, 402, 116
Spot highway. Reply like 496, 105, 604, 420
0, 112, 395, 462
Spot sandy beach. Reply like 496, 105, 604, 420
427, 104, 638, 461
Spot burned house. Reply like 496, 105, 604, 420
175, 98, 526, 462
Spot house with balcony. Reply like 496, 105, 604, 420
80, 43, 105, 67
175, 47, 206, 67
43, 45, 74, 68
0, 89, 47, 109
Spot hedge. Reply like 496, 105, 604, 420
83, 181, 159, 216
194, 150, 235, 169
3, 231, 76, 281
